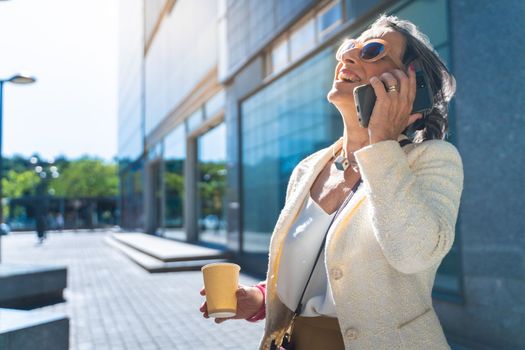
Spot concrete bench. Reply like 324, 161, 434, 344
0, 264, 67, 309
0, 308, 69, 349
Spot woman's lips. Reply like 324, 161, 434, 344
337, 68, 362, 83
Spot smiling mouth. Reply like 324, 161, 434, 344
337, 71, 362, 83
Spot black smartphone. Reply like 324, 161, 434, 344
353, 60, 434, 128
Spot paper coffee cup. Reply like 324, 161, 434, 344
201, 262, 241, 318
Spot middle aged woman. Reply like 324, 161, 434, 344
200, 14, 464, 350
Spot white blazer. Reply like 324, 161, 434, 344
258, 134, 464, 350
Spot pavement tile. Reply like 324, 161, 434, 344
2, 232, 265, 349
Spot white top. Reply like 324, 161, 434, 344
276, 192, 338, 317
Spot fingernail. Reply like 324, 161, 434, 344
370, 76, 377, 82
409, 63, 415, 71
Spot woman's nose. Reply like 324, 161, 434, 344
340, 48, 360, 64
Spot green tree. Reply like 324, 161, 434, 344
49, 158, 118, 198
197, 162, 226, 217
2, 170, 41, 198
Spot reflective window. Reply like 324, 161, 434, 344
197, 122, 228, 246
119, 158, 144, 230
144, 0, 167, 43
345, 0, 382, 23
241, 47, 342, 254
186, 108, 204, 133
163, 124, 186, 239
271, 38, 289, 74
267, 1, 343, 76
290, 18, 316, 61
316, 0, 342, 40
205, 90, 226, 119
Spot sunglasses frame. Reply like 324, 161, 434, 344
336, 38, 393, 64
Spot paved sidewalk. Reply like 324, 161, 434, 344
2, 232, 265, 349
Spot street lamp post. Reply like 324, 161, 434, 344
0, 73, 37, 263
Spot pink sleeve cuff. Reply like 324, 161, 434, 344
246, 282, 266, 322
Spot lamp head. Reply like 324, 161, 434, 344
8, 73, 36, 84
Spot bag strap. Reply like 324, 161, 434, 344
292, 138, 412, 316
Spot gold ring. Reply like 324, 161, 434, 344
387, 85, 398, 92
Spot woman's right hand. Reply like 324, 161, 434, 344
199, 284, 264, 324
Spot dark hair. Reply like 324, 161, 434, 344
362, 15, 456, 142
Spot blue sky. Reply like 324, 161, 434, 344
0, 0, 118, 162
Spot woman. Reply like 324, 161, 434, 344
199, 14, 463, 350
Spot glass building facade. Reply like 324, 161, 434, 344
117, 0, 145, 229
197, 123, 228, 246
163, 125, 185, 232
241, 47, 342, 253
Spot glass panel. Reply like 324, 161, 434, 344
393, 0, 449, 48
345, 0, 382, 23
163, 124, 186, 240
317, 0, 342, 40
197, 122, 228, 246
205, 90, 226, 119
144, 0, 167, 42
241, 47, 342, 254
119, 158, 144, 230
271, 38, 289, 74
290, 18, 316, 61
186, 108, 204, 133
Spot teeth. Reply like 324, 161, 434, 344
339, 72, 361, 83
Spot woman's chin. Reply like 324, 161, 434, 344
327, 88, 356, 108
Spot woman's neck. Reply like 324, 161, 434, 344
340, 110, 370, 157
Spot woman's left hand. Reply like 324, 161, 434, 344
366, 65, 423, 143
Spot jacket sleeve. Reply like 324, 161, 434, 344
353, 139, 464, 274
285, 164, 301, 204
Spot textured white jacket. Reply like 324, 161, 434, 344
259, 134, 464, 350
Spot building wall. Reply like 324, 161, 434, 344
432, 1, 525, 348
117, 0, 144, 164
221, 0, 316, 80
117, 0, 145, 230
144, 0, 218, 136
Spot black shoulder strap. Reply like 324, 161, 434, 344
399, 138, 412, 147
293, 138, 412, 316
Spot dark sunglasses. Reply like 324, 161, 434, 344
336, 38, 393, 63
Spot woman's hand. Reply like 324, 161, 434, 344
199, 284, 264, 324
367, 64, 423, 144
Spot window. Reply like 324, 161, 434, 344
241, 47, 342, 253
317, 0, 342, 40
271, 38, 289, 74
163, 124, 186, 235
186, 108, 204, 132
290, 18, 316, 61
205, 90, 226, 119
267, 1, 343, 76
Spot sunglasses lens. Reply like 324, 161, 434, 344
361, 42, 385, 60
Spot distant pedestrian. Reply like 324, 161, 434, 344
36, 211, 46, 244
56, 212, 64, 231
